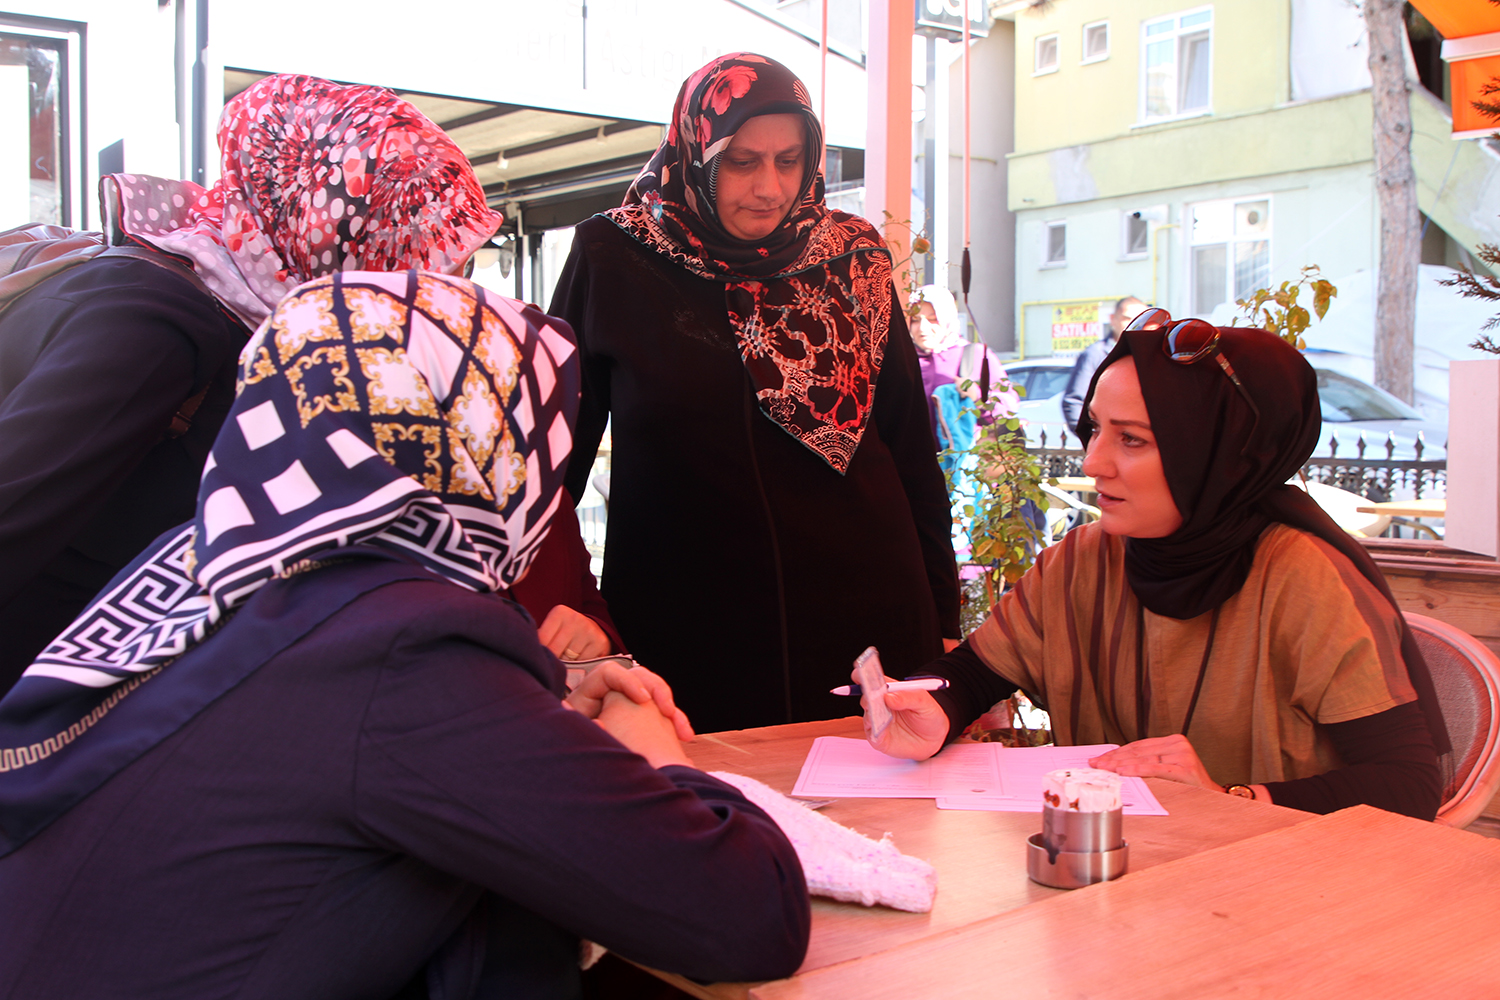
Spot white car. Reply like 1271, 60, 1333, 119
1004, 357, 1447, 461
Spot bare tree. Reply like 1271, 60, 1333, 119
1365, 0, 1418, 404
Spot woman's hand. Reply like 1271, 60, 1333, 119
595, 691, 693, 769
538, 605, 612, 661
1089, 734, 1220, 790
566, 663, 694, 742
865, 686, 949, 761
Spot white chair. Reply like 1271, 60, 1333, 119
1403, 613, 1500, 828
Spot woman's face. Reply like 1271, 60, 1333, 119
1081, 358, 1184, 538
912, 302, 941, 351
714, 113, 806, 242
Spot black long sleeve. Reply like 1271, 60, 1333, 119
1261, 702, 1441, 820
915, 639, 1019, 744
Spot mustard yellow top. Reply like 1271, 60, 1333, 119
969, 522, 1418, 785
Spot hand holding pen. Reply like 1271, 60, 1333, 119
829, 675, 949, 697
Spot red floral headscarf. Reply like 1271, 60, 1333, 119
103, 74, 503, 327
607, 53, 894, 474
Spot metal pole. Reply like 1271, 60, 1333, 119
820, 0, 828, 174
923, 34, 936, 286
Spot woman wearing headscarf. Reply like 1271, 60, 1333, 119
0, 271, 808, 998
550, 53, 959, 733
0, 74, 501, 693
861, 310, 1448, 819
910, 283, 1017, 449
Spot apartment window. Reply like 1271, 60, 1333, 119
1034, 34, 1059, 75
0, 23, 80, 226
1082, 21, 1110, 63
1043, 221, 1067, 266
1123, 212, 1150, 257
1142, 7, 1213, 121
1190, 197, 1270, 315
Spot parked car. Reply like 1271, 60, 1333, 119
1004, 357, 1447, 460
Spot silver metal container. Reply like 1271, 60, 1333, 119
1041, 803, 1123, 854
1026, 833, 1129, 889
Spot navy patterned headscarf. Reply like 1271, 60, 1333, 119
0, 271, 578, 854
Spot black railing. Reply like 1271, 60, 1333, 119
1027, 426, 1446, 502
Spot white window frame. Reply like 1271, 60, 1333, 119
1042, 221, 1067, 268
1187, 195, 1272, 316
1034, 33, 1060, 76
1138, 6, 1214, 125
1121, 211, 1150, 260
1082, 20, 1110, 64
0, 15, 84, 228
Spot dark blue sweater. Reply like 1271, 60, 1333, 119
0, 558, 809, 999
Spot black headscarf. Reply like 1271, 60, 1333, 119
1079, 323, 1450, 754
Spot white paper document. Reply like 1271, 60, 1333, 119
790, 737, 1167, 815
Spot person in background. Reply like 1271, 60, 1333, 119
0, 271, 809, 1000
862, 310, 1447, 820
550, 53, 959, 733
0, 74, 501, 695
1061, 295, 1146, 434
911, 283, 1017, 448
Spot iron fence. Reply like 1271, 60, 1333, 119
1027, 427, 1446, 502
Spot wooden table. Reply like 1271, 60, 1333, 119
650, 718, 1319, 1000
1051, 475, 1096, 494
754, 805, 1500, 999
1356, 497, 1447, 519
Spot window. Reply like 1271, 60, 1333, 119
0, 22, 81, 227
1034, 34, 1059, 75
1189, 197, 1269, 315
1028, 366, 1072, 400
1141, 7, 1213, 121
1082, 21, 1110, 63
1123, 212, 1150, 257
1043, 221, 1066, 266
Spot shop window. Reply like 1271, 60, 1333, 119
1141, 7, 1213, 121
1189, 197, 1270, 315
0, 22, 80, 226
1083, 21, 1110, 64
1035, 34, 1059, 76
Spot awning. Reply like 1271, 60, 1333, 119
1409, 0, 1500, 138
223, 69, 662, 233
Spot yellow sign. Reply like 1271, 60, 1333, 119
1051, 303, 1103, 354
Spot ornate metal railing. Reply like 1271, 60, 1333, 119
1027, 427, 1446, 502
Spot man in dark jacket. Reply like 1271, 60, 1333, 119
1061, 295, 1145, 433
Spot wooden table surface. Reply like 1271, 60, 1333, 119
649, 718, 1318, 1000
752, 805, 1500, 1000
1356, 498, 1447, 519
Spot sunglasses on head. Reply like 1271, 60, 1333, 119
1124, 306, 1263, 435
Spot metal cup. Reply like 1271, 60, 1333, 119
1041, 803, 1123, 854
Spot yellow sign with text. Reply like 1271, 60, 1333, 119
1051, 303, 1104, 354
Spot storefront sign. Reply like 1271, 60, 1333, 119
915, 0, 991, 40
1051, 303, 1103, 354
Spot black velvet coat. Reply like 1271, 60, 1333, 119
552, 217, 960, 733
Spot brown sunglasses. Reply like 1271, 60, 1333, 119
1124, 307, 1263, 434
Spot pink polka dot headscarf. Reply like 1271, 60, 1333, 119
102, 74, 503, 328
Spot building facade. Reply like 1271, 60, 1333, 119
1002, 0, 1500, 359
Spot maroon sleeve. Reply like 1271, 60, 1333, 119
505, 496, 624, 653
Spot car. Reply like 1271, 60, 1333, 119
999, 356, 1447, 461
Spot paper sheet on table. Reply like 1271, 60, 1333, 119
791, 737, 1006, 798
936, 744, 1167, 816
790, 737, 1167, 815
